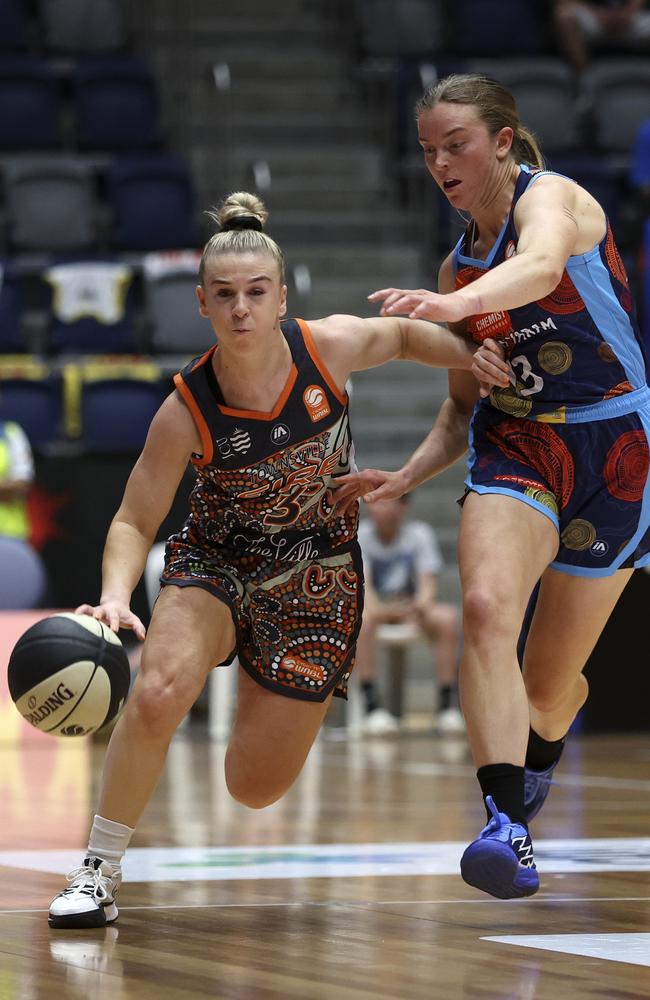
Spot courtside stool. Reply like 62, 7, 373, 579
143, 541, 237, 741
346, 621, 422, 730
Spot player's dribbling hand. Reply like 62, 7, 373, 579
75, 601, 147, 641
332, 468, 410, 513
368, 287, 468, 324
472, 338, 514, 397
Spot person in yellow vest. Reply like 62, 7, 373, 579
0, 419, 34, 539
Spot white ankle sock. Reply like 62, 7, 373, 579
87, 814, 135, 868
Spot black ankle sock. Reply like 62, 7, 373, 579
477, 763, 527, 827
438, 685, 453, 711
361, 680, 380, 714
525, 727, 566, 771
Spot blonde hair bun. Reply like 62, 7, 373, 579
207, 191, 269, 230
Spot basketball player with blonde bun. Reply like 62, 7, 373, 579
335, 74, 650, 900
47, 191, 478, 928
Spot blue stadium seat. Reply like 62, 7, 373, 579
0, 0, 26, 51
73, 58, 161, 151
108, 155, 196, 251
453, 0, 547, 56
0, 59, 62, 150
0, 262, 26, 352
641, 219, 650, 358
0, 371, 63, 447
631, 117, 650, 191
43, 260, 139, 354
81, 374, 167, 451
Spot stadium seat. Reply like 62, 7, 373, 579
468, 58, 578, 153
453, 0, 547, 56
142, 251, 208, 354
354, 0, 445, 56
43, 260, 138, 354
108, 155, 196, 251
4, 158, 97, 252
583, 59, 650, 151
641, 219, 650, 358
549, 154, 626, 235
80, 368, 167, 451
73, 58, 161, 151
0, 262, 25, 353
0, 538, 48, 609
0, 368, 63, 447
0, 59, 62, 150
630, 117, 650, 191
39, 0, 128, 53
0, 0, 26, 51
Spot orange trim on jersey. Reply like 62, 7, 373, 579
173, 371, 214, 467
296, 318, 348, 406
217, 364, 298, 421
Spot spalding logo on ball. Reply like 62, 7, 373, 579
7, 613, 131, 737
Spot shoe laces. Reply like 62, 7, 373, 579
61, 860, 115, 903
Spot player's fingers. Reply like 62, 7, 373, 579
367, 287, 396, 302
74, 603, 95, 616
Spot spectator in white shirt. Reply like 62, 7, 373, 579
356, 495, 463, 735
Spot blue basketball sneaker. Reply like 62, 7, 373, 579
524, 756, 561, 823
460, 796, 539, 899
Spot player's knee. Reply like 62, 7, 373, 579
225, 767, 285, 809
131, 674, 196, 735
462, 586, 507, 642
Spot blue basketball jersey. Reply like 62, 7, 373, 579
453, 165, 649, 422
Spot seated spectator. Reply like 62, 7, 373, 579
552, 1, 650, 75
0, 418, 34, 540
356, 496, 464, 736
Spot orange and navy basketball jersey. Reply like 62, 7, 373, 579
172, 318, 357, 566
453, 164, 649, 422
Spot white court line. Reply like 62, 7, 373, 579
4, 896, 650, 916
321, 756, 650, 794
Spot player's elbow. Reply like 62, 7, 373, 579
534, 254, 566, 296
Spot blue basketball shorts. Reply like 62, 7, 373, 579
465, 387, 650, 577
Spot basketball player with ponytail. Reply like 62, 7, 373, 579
336, 74, 650, 899
47, 191, 477, 928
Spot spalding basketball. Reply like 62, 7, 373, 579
7, 613, 131, 737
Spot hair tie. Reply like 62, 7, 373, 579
221, 215, 263, 232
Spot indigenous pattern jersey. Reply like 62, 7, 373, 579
453, 164, 649, 422
455, 166, 650, 576
162, 317, 363, 701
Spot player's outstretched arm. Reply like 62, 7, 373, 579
82, 392, 199, 638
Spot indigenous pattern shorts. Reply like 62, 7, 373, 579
161, 538, 364, 701
465, 387, 650, 577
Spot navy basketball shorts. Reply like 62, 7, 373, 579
160, 539, 364, 701
465, 387, 650, 577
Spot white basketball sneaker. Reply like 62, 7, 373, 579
48, 856, 121, 929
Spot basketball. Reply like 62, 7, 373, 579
7, 613, 131, 738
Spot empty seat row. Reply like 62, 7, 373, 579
399, 57, 650, 154
354, 0, 551, 57
0, 252, 210, 356
0, 359, 170, 452
0, 56, 161, 152
0, 154, 196, 252
0, 0, 128, 54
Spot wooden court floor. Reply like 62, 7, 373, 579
0, 727, 649, 1000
